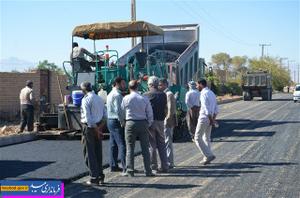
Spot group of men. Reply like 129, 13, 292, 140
185, 80, 219, 165
79, 76, 219, 186
18, 76, 219, 187
79, 76, 178, 185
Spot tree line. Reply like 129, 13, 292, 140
207, 52, 291, 93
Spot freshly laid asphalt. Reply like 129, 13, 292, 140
0, 139, 141, 181
65, 93, 300, 198
1, 93, 299, 198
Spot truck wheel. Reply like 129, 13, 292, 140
243, 91, 250, 101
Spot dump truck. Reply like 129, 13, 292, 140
242, 71, 272, 101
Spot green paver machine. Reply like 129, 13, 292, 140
63, 21, 168, 94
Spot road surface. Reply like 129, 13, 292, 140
65, 93, 300, 198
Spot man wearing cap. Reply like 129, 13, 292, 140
158, 78, 178, 168
121, 80, 154, 177
144, 76, 169, 173
80, 81, 106, 185
19, 80, 35, 133
185, 81, 200, 141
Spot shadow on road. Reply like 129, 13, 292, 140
161, 168, 260, 178
104, 182, 199, 189
212, 139, 258, 142
212, 119, 300, 139
176, 162, 298, 170
0, 160, 55, 180
166, 162, 297, 178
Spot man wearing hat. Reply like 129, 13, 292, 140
19, 80, 35, 133
185, 81, 200, 141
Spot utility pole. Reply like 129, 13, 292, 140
131, 0, 137, 48
259, 43, 271, 58
279, 57, 288, 68
298, 63, 300, 84
288, 60, 295, 83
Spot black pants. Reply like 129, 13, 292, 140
20, 104, 34, 132
82, 125, 104, 180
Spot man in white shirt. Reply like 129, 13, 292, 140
80, 81, 106, 185
185, 81, 200, 140
121, 80, 154, 177
107, 77, 126, 173
19, 80, 35, 132
195, 79, 219, 165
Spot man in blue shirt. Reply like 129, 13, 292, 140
80, 81, 106, 186
107, 77, 126, 173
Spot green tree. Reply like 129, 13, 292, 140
36, 60, 64, 74
231, 56, 248, 73
211, 52, 231, 82
211, 52, 231, 71
249, 57, 290, 91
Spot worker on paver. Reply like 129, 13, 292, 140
107, 77, 127, 173
80, 81, 106, 185
195, 79, 219, 165
19, 80, 35, 133
185, 80, 200, 141
144, 76, 169, 173
70, 42, 102, 72
121, 80, 154, 177
158, 78, 178, 169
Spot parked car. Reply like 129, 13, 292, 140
293, 84, 300, 103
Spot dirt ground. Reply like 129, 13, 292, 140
0, 121, 20, 137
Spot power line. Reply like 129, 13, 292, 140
185, 1, 257, 46
176, 1, 256, 47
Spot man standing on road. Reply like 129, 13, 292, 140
195, 79, 219, 165
144, 76, 169, 173
19, 80, 35, 133
121, 80, 154, 177
80, 81, 106, 185
185, 81, 200, 141
107, 77, 126, 173
158, 78, 178, 168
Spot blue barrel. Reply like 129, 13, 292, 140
72, 90, 84, 106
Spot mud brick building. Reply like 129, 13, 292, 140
0, 69, 69, 121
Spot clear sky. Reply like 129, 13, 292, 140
0, 0, 299, 76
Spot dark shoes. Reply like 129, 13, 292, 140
110, 167, 123, 172
145, 172, 155, 177
85, 178, 100, 186
155, 168, 169, 173
200, 155, 216, 165
85, 175, 105, 186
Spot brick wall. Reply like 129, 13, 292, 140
0, 70, 69, 121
